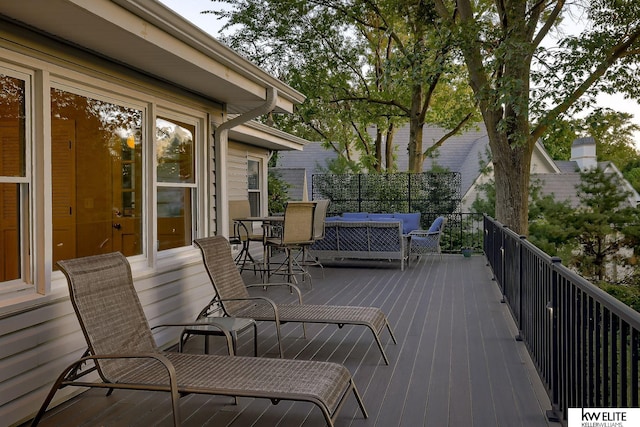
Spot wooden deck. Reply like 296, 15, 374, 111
25, 254, 555, 427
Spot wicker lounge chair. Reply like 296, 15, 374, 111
31, 252, 367, 427
194, 236, 398, 365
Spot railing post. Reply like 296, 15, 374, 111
358, 174, 362, 212
500, 225, 508, 303
515, 235, 527, 341
547, 256, 562, 423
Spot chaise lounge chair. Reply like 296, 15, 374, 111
194, 236, 397, 365
31, 252, 367, 427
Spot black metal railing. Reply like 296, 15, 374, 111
428, 212, 484, 253
484, 215, 640, 423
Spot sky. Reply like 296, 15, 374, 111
158, 0, 640, 148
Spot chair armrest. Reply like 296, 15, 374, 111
408, 229, 439, 237
246, 282, 303, 304
68, 352, 179, 386
151, 321, 234, 355
216, 296, 285, 358
217, 296, 282, 326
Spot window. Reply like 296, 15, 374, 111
247, 158, 261, 216
50, 88, 143, 266
156, 117, 196, 251
0, 71, 28, 284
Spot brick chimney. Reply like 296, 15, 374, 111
571, 137, 597, 170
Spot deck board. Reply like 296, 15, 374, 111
23, 253, 555, 427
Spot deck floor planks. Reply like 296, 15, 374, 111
23, 254, 554, 427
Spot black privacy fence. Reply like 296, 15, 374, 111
484, 215, 640, 423
311, 172, 461, 223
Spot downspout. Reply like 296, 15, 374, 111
214, 87, 278, 237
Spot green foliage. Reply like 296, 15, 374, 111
209, 0, 477, 172
267, 170, 290, 214
527, 182, 577, 257
540, 117, 578, 161
569, 168, 636, 281
597, 282, 640, 313
470, 147, 495, 217
311, 171, 460, 224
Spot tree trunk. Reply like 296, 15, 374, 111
408, 84, 424, 172
374, 130, 383, 172
490, 132, 532, 235
385, 123, 395, 172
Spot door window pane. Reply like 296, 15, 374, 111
51, 88, 143, 266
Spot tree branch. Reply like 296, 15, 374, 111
531, 26, 640, 142
531, 0, 565, 49
423, 112, 474, 157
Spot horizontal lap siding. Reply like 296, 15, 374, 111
228, 142, 249, 202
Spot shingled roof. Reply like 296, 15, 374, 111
274, 124, 640, 209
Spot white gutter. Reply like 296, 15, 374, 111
214, 87, 278, 237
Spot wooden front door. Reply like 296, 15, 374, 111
51, 119, 77, 266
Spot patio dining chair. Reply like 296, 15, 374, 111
264, 201, 316, 285
194, 235, 398, 365
31, 252, 367, 427
228, 199, 262, 274
299, 199, 330, 275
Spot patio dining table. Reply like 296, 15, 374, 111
233, 216, 284, 281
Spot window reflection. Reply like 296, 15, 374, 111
0, 73, 26, 282
50, 89, 143, 265
156, 117, 196, 250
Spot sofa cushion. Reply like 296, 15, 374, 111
342, 212, 369, 219
428, 216, 445, 233
393, 213, 421, 234
324, 216, 342, 222
369, 213, 394, 220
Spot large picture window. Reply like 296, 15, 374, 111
50, 88, 143, 266
0, 71, 28, 284
156, 117, 196, 251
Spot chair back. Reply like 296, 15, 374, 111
312, 199, 330, 240
281, 201, 316, 244
429, 216, 447, 233
194, 236, 253, 316
57, 253, 159, 381
228, 200, 251, 239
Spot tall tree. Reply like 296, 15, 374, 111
571, 168, 636, 282
434, 0, 640, 234
208, 0, 477, 172
541, 108, 640, 191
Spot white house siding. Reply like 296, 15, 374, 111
1, 258, 213, 425
228, 140, 269, 205
0, 18, 220, 427
228, 142, 250, 200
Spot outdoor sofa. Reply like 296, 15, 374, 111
308, 212, 421, 270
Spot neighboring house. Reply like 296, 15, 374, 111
0, 1, 307, 425
276, 123, 559, 210
270, 167, 309, 201
274, 141, 342, 200
276, 125, 639, 212
532, 137, 640, 208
